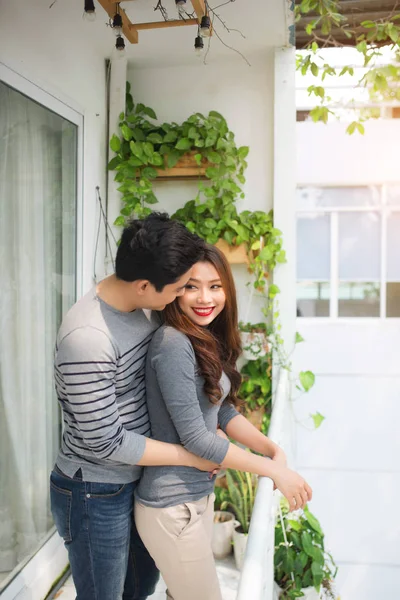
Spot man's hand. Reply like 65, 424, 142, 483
208, 428, 229, 478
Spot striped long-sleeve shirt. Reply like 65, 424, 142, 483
54, 288, 159, 483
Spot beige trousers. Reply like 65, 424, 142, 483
134, 494, 222, 600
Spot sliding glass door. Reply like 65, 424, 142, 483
0, 79, 78, 593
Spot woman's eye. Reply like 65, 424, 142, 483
211, 285, 222, 290
185, 285, 196, 290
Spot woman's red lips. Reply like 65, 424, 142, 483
192, 307, 215, 317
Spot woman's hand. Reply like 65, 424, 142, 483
272, 465, 312, 512
271, 446, 287, 468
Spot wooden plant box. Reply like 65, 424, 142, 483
156, 151, 210, 180
215, 238, 251, 265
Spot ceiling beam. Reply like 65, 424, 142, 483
190, 0, 206, 20
130, 19, 198, 31
96, 0, 139, 43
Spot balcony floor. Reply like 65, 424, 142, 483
54, 556, 240, 600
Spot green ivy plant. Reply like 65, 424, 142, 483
109, 83, 248, 221
296, 0, 400, 133
238, 355, 272, 435
108, 85, 285, 291
275, 500, 337, 599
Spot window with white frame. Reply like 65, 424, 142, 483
296, 185, 400, 318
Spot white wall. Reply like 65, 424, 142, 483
0, 0, 110, 293
128, 58, 275, 323
295, 120, 400, 599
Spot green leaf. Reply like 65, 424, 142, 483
143, 142, 154, 158
108, 156, 121, 170
114, 215, 125, 227
121, 124, 133, 141
311, 412, 325, 429
295, 332, 304, 344
167, 151, 181, 168
175, 138, 192, 150
259, 246, 273, 261
141, 166, 158, 179
208, 151, 222, 164
299, 371, 315, 392
110, 135, 121, 153
304, 505, 323, 535
163, 131, 178, 143
130, 141, 143, 160
301, 531, 320, 562
131, 127, 145, 142
147, 133, 163, 144
143, 106, 157, 120
238, 146, 249, 159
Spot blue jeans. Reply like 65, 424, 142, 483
50, 468, 159, 600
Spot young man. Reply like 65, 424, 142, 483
50, 213, 216, 600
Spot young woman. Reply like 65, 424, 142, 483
135, 244, 312, 600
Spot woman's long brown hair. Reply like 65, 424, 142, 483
163, 244, 242, 407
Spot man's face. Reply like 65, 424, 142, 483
139, 269, 192, 311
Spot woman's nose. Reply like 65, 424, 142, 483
197, 288, 212, 304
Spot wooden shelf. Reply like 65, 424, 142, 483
156, 152, 210, 181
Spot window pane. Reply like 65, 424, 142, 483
387, 212, 400, 316
387, 185, 400, 206
297, 282, 330, 317
297, 214, 330, 280
339, 212, 380, 281
338, 283, 380, 317
0, 82, 76, 583
297, 186, 380, 210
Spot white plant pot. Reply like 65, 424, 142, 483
232, 523, 248, 570
240, 332, 269, 361
211, 511, 235, 559
274, 583, 321, 599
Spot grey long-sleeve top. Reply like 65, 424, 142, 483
135, 325, 239, 508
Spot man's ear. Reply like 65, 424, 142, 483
136, 280, 150, 296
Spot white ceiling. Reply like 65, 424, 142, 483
85, 0, 289, 68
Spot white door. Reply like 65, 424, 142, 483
0, 65, 83, 600
293, 184, 400, 600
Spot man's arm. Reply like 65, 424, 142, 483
55, 327, 216, 471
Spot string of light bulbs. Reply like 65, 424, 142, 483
83, 0, 242, 62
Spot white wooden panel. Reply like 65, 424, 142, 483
335, 564, 400, 600
293, 321, 400, 375
298, 469, 400, 567
297, 120, 400, 186
294, 375, 400, 471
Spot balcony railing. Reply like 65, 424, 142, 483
236, 367, 291, 600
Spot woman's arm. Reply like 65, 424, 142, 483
224, 414, 286, 464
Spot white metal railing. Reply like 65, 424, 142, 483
236, 368, 291, 600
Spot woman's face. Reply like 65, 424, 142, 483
178, 261, 226, 327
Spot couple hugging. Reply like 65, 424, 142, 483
50, 212, 312, 600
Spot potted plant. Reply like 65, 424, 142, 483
238, 355, 272, 434
212, 486, 235, 559
239, 321, 270, 360
274, 501, 337, 599
220, 468, 258, 570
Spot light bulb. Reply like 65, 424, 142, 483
113, 13, 123, 37
200, 15, 211, 37
83, 10, 96, 21
115, 35, 126, 57
194, 35, 204, 57
84, 0, 96, 21
175, 0, 186, 14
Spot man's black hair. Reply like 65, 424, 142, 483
115, 212, 205, 292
